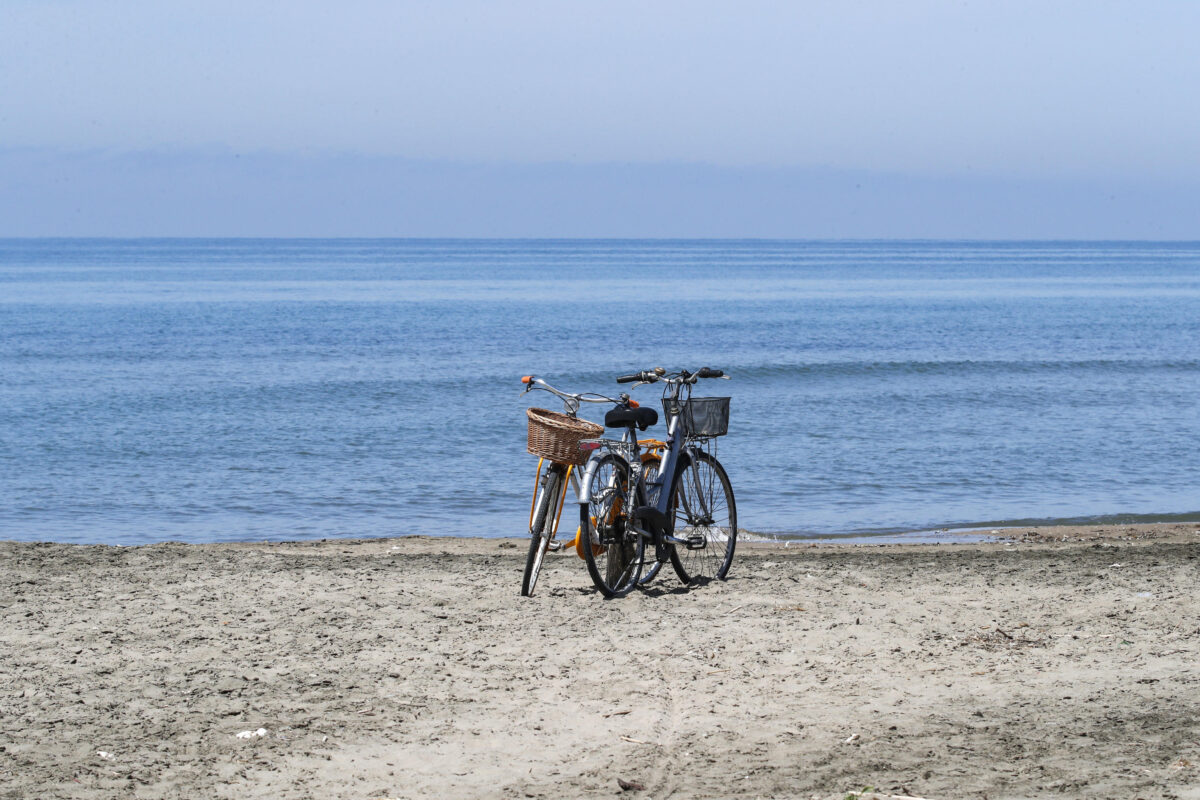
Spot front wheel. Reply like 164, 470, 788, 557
669, 450, 737, 585
580, 453, 644, 597
521, 464, 563, 597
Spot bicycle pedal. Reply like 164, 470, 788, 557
546, 540, 564, 552
685, 534, 707, 551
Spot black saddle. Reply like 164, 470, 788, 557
604, 406, 659, 431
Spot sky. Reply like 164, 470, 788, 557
1, 0, 1198, 237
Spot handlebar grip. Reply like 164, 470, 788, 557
616, 374, 641, 384
696, 367, 724, 378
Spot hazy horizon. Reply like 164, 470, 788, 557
3, 1, 1197, 237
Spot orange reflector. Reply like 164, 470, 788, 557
628, 399, 640, 408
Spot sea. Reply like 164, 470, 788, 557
1, 239, 1198, 545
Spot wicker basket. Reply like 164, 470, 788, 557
526, 408, 604, 465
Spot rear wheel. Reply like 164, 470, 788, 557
668, 450, 737, 585
521, 464, 563, 597
580, 453, 644, 597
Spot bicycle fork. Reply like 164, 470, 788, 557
530, 460, 578, 551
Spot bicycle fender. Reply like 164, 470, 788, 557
576, 454, 604, 505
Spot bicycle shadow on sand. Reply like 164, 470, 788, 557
567, 575, 725, 599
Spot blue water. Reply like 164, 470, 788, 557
1, 239, 1198, 544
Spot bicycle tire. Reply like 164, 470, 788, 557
580, 453, 644, 597
521, 464, 563, 597
636, 454, 664, 585
668, 450, 737, 585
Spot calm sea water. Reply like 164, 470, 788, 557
1, 239, 1198, 544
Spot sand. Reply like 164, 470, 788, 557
2, 523, 1200, 800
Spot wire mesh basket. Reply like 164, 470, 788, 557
662, 396, 730, 438
526, 408, 604, 465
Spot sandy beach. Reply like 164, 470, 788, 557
3, 523, 1199, 799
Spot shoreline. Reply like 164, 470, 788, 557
7, 513, 1200, 549
3, 522, 1199, 799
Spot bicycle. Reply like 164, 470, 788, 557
577, 367, 737, 597
518, 376, 663, 597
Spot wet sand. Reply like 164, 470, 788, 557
3, 522, 1199, 799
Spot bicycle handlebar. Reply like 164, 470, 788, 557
617, 366, 730, 385
520, 375, 622, 406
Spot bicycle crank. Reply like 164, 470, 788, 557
662, 533, 708, 550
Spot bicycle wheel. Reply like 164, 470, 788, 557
668, 450, 737, 585
580, 453, 644, 597
636, 453, 664, 585
521, 464, 563, 597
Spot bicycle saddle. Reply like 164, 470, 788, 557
604, 406, 659, 431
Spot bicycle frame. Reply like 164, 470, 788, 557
578, 372, 719, 557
